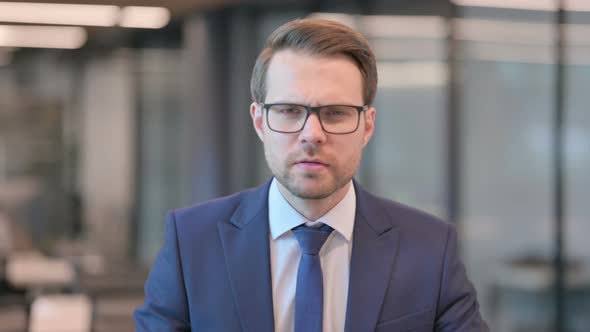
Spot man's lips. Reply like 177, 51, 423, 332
295, 159, 328, 165
294, 159, 329, 170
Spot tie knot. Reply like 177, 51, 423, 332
292, 224, 334, 256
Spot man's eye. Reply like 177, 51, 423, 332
279, 107, 301, 114
324, 108, 353, 117
326, 110, 345, 116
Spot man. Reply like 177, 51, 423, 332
134, 18, 489, 332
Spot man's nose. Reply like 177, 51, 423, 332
299, 112, 326, 144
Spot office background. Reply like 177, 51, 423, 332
0, 0, 588, 331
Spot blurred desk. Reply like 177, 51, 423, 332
78, 261, 147, 296
5, 252, 75, 290
29, 294, 91, 332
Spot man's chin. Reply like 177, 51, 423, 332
283, 178, 336, 200
290, 190, 333, 200
292, 188, 332, 200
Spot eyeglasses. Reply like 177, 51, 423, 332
260, 103, 368, 134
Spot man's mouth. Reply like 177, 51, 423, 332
294, 159, 329, 170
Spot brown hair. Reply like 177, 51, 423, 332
250, 18, 378, 106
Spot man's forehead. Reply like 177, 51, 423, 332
268, 49, 358, 70
265, 50, 362, 87
263, 49, 364, 105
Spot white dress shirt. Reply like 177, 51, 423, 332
268, 178, 356, 332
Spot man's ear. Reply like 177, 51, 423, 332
362, 106, 376, 147
250, 102, 264, 141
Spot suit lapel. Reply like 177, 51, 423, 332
218, 181, 275, 332
345, 182, 400, 332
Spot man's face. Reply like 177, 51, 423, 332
251, 50, 376, 200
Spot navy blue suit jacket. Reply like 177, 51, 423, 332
134, 179, 489, 331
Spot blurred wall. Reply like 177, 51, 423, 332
80, 51, 136, 260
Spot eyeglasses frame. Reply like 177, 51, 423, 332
259, 103, 369, 134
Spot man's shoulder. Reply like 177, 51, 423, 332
172, 188, 258, 222
359, 187, 453, 240
360, 191, 457, 258
170, 183, 266, 230
383, 197, 449, 229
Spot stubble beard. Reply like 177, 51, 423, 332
266, 144, 357, 200
279, 170, 347, 200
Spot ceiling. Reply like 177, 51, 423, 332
3, 0, 248, 18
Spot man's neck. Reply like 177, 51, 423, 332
276, 181, 351, 221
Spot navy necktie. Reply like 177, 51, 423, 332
292, 224, 334, 332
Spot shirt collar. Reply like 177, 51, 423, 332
268, 178, 355, 242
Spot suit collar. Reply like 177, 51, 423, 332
352, 178, 395, 235
225, 177, 392, 233
228, 178, 272, 229
345, 179, 400, 332
218, 179, 275, 332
